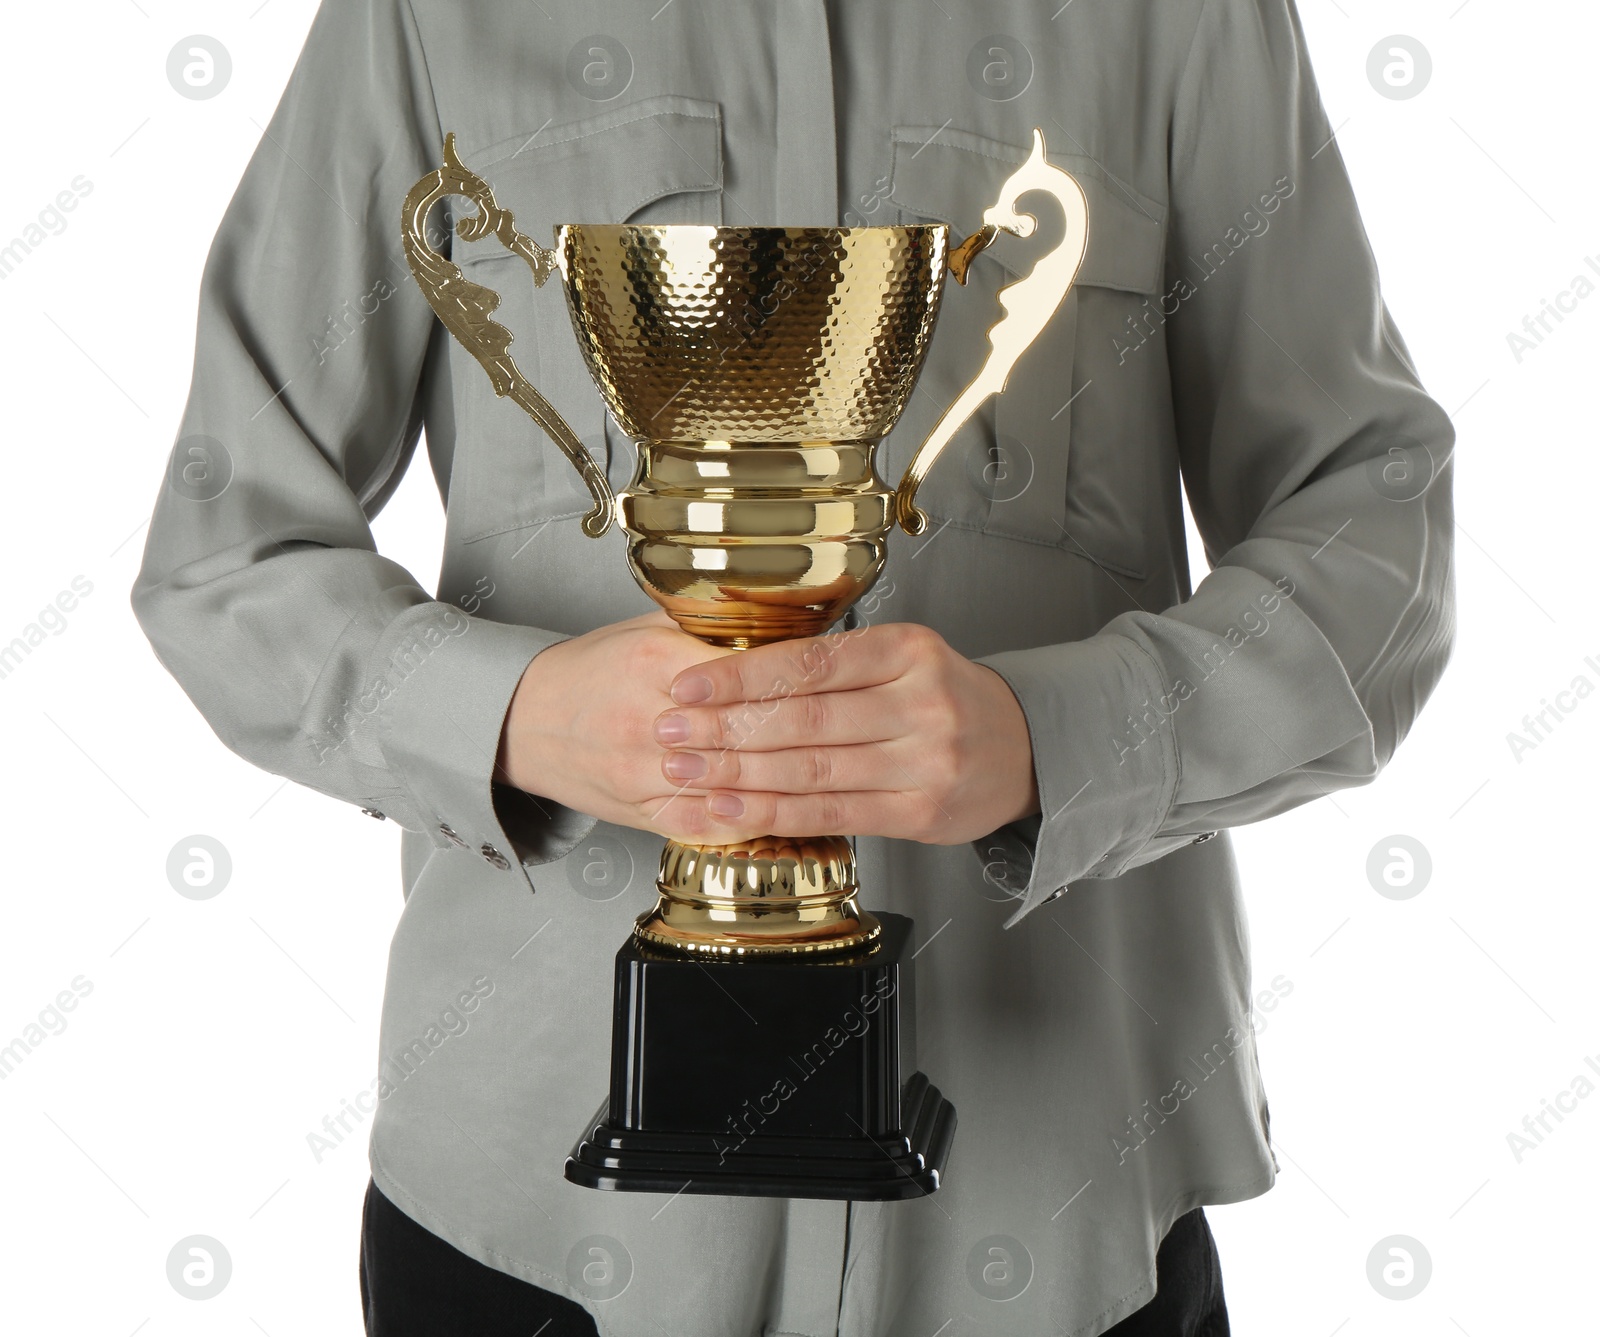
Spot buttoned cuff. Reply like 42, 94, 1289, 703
492, 781, 599, 867
373, 603, 593, 880
974, 631, 1181, 928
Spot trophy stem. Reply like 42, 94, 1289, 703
634, 834, 882, 957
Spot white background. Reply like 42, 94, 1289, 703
0, 1, 1595, 1333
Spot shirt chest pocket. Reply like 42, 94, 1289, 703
446, 95, 724, 544
881, 126, 1167, 580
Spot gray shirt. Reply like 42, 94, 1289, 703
132, 0, 1456, 1333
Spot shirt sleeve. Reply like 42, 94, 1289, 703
973, 0, 1457, 927
131, 0, 595, 876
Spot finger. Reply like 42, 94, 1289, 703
705, 787, 934, 840
654, 683, 912, 751
668, 622, 939, 707
647, 787, 929, 843
633, 787, 768, 846
660, 739, 916, 795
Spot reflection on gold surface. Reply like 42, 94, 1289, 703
893, 129, 1089, 535
637, 835, 881, 957
402, 129, 1088, 955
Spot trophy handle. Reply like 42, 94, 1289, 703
892, 128, 1090, 536
401, 133, 615, 538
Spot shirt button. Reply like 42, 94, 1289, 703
1044, 888, 1065, 903
361, 808, 387, 821
439, 823, 468, 848
480, 843, 511, 871
1191, 831, 1218, 846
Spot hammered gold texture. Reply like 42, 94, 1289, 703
558, 225, 949, 441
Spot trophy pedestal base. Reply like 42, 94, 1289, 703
565, 1071, 955, 1200
563, 913, 956, 1201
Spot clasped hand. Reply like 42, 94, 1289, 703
497, 612, 1039, 846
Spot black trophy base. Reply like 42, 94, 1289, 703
565, 1071, 955, 1200
564, 912, 956, 1201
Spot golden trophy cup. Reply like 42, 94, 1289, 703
403, 128, 1087, 1199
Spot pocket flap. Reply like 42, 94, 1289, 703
889, 124, 1165, 295
464, 94, 723, 237
440, 98, 723, 541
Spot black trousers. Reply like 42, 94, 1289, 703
361, 1179, 1228, 1336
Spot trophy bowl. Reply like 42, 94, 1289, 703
564, 221, 949, 649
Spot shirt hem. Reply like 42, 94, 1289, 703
372, 1145, 1273, 1337
1062, 1169, 1278, 1337
369, 1144, 618, 1337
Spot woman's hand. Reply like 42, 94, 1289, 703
650, 622, 1040, 845
496, 612, 755, 840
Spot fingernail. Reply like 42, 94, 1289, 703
671, 674, 713, 705
709, 793, 744, 819
663, 752, 706, 781
654, 714, 690, 745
